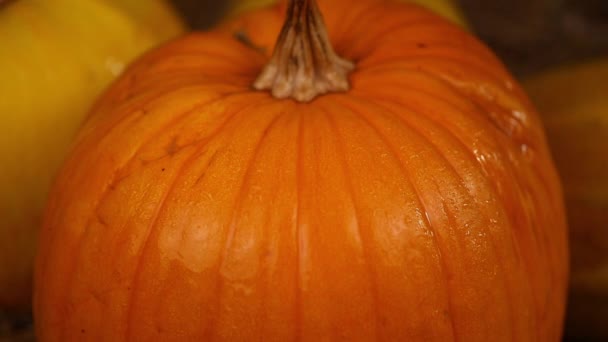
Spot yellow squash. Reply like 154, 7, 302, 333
0, 0, 183, 311
524, 59, 608, 339
227, 0, 466, 26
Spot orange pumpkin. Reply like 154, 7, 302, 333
35, 0, 568, 340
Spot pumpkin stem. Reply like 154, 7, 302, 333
253, 0, 354, 102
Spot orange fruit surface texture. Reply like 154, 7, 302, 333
34, 0, 568, 340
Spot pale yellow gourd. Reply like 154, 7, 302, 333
0, 0, 183, 311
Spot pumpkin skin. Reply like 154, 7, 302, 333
524, 59, 608, 340
35, 0, 568, 340
227, 0, 466, 26
0, 0, 183, 311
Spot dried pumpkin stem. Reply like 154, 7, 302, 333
253, 0, 354, 102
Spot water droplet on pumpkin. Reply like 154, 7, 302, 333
478, 84, 496, 102
512, 110, 527, 122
